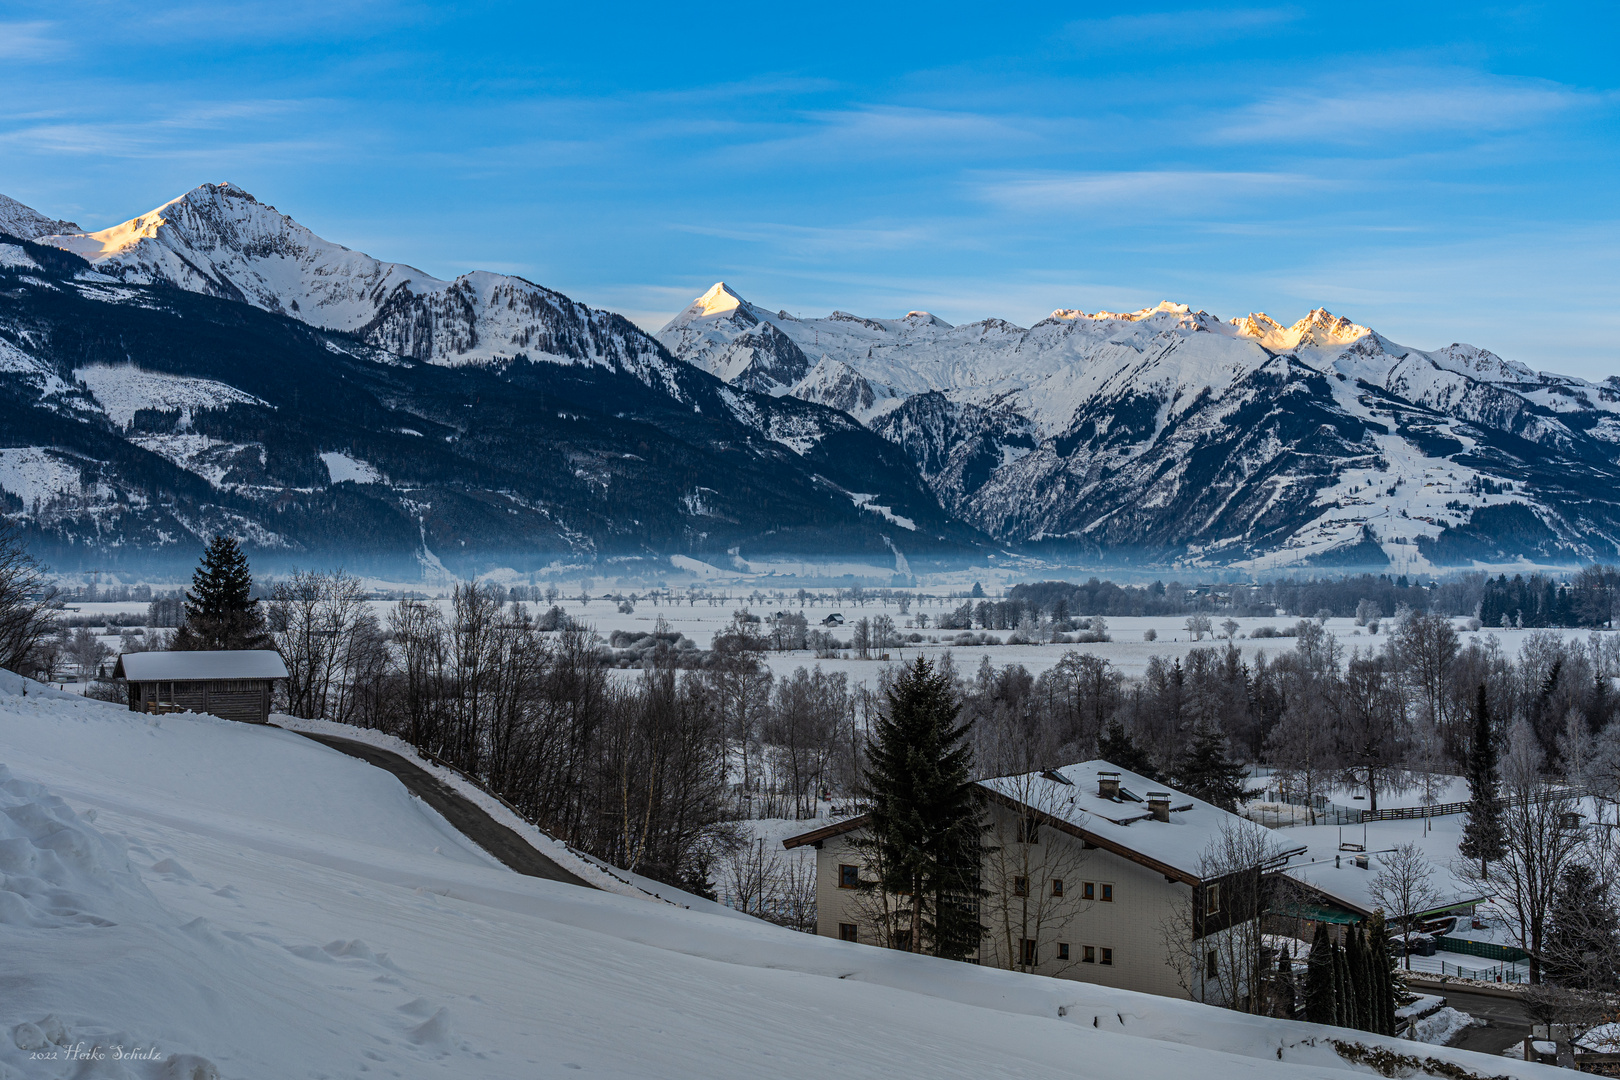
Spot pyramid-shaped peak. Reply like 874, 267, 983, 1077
694, 281, 747, 317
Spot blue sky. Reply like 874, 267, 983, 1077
2, 2, 1616, 377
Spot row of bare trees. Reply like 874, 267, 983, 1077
267, 575, 871, 891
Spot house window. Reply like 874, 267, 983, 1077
1021, 938, 1038, 966
839, 923, 858, 942
1018, 819, 1040, 844
1101, 948, 1114, 966
1013, 875, 1029, 897
1207, 949, 1219, 978
1100, 883, 1114, 902
1205, 883, 1220, 915
1082, 881, 1095, 900
1051, 878, 1064, 897
839, 864, 859, 889
1082, 945, 1096, 963
1058, 942, 1070, 961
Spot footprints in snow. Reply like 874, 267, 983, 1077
278, 940, 475, 1058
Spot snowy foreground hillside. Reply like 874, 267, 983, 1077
1, 681, 1559, 1080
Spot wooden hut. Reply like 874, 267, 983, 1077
113, 650, 289, 724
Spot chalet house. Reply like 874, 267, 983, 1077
1272, 833, 1486, 946
113, 650, 289, 725
784, 760, 1289, 1001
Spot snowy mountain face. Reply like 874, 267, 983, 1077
0, 214, 976, 576
659, 286, 1620, 570
39, 183, 682, 388
0, 193, 80, 241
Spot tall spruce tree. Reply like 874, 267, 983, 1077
862, 656, 986, 959
1174, 724, 1249, 811
1366, 910, 1398, 1035
1458, 685, 1505, 876
1332, 933, 1355, 1028
173, 534, 269, 651
1345, 925, 1369, 1031
1544, 863, 1620, 990
1305, 922, 1338, 1025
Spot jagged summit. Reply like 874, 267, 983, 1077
1229, 307, 1369, 351
656, 279, 1620, 569
0, 193, 81, 241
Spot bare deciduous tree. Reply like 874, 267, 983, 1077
1462, 719, 1587, 983
1163, 818, 1280, 1012
1369, 842, 1444, 970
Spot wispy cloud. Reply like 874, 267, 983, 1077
1062, 6, 1302, 45
718, 105, 1047, 166
0, 21, 67, 61
976, 169, 1324, 214
1215, 71, 1591, 143
671, 219, 939, 257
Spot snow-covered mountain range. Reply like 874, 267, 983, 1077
41, 183, 683, 382
0, 188, 970, 576
2, 180, 1616, 576
658, 284, 1620, 571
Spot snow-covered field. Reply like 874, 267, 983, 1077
50, 596, 1608, 694
0, 672, 1566, 1079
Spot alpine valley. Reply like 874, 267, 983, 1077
1, 182, 1617, 579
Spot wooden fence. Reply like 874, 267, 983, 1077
1357, 785, 1586, 822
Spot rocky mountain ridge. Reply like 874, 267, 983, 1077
0, 192, 976, 577
658, 283, 1620, 571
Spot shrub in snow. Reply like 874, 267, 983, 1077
536, 605, 573, 631
1143, 628, 1156, 642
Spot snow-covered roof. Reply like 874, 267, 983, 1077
114, 650, 289, 681
1276, 826, 1484, 918
979, 760, 1281, 883
786, 759, 1280, 884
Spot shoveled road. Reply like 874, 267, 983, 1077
1425, 985, 1531, 1055
294, 730, 592, 888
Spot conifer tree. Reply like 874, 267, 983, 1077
1097, 720, 1160, 781
862, 656, 985, 959
1174, 724, 1249, 810
1345, 925, 1369, 1030
1332, 933, 1355, 1028
1366, 910, 1398, 1035
173, 534, 269, 651
1459, 685, 1505, 876
1305, 922, 1337, 1025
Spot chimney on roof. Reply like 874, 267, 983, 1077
1098, 771, 1121, 800
1147, 793, 1172, 823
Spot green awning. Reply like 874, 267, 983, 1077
1275, 902, 1361, 925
